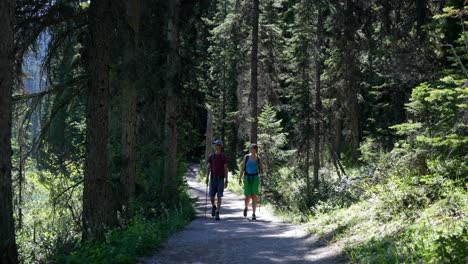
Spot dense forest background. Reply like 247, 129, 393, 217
0, 0, 466, 263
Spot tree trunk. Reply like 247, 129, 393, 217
305, 140, 311, 197
221, 82, 226, 145
221, 0, 228, 146
121, 0, 140, 206
313, 5, 323, 190
332, 115, 342, 159
250, 0, 259, 144
83, 0, 115, 241
205, 110, 213, 162
381, 1, 391, 35
0, 1, 19, 262
18, 145, 23, 230
302, 58, 311, 197
416, 0, 427, 36
343, 0, 360, 164
162, 0, 181, 207
229, 0, 241, 169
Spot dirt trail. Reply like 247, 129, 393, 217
139, 164, 346, 264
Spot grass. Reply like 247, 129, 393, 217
307, 174, 468, 264
56, 190, 195, 264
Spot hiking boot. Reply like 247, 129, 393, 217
215, 211, 220, 220
211, 205, 217, 217
252, 214, 256, 221
243, 208, 248, 217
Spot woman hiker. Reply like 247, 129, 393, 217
238, 143, 263, 220
206, 139, 228, 220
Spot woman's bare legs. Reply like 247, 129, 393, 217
252, 194, 257, 215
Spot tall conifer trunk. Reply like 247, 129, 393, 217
162, 0, 181, 207
0, 0, 19, 262
121, 0, 140, 206
250, 0, 259, 143
83, 0, 115, 241
313, 5, 323, 189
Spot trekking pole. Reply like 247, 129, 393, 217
259, 174, 262, 213
205, 179, 208, 219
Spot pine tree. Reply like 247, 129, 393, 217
258, 102, 292, 200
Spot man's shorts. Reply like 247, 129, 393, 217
209, 176, 225, 198
244, 175, 259, 196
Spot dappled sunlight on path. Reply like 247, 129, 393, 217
139, 164, 346, 264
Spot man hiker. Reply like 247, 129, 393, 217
238, 143, 263, 220
206, 139, 228, 220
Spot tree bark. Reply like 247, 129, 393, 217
416, 0, 427, 36
221, 0, 227, 146
313, 4, 323, 190
162, 0, 181, 207
343, 0, 360, 164
381, 1, 391, 35
0, 1, 19, 262
121, 0, 140, 206
250, 0, 259, 144
83, 0, 115, 241
305, 139, 311, 196
301, 58, 311, 197
205, 110, 213, 162
332, 115, 342, 159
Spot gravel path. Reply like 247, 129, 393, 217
139, 164, 347, 264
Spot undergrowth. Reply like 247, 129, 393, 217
56, 188, 195, 264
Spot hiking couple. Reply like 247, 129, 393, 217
206, 140, 263, 221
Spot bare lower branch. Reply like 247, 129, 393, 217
13, 76, 87, 102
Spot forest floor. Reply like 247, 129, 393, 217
138, 164, 347, 264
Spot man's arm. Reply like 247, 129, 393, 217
224, 163, 228, 188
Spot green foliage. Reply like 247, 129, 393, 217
257, 103, 295, 204
389, 75, 468, 185
16, 169, 82, 263
258, 102, 292, 173
308, 165, 467, 263
13, 28, 87, 263
56, 194, 195, 264
310, 46, 468, 260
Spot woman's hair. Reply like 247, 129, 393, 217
250, 143, 258, 150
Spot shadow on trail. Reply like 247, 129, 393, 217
139, 164, 347, 264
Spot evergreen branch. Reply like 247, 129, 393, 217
24, 83, 86, 160
52, 179, 85, 207
440, 44, 468, 79
13, 76, 87, 102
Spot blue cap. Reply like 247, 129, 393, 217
214, 139, 223, 146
